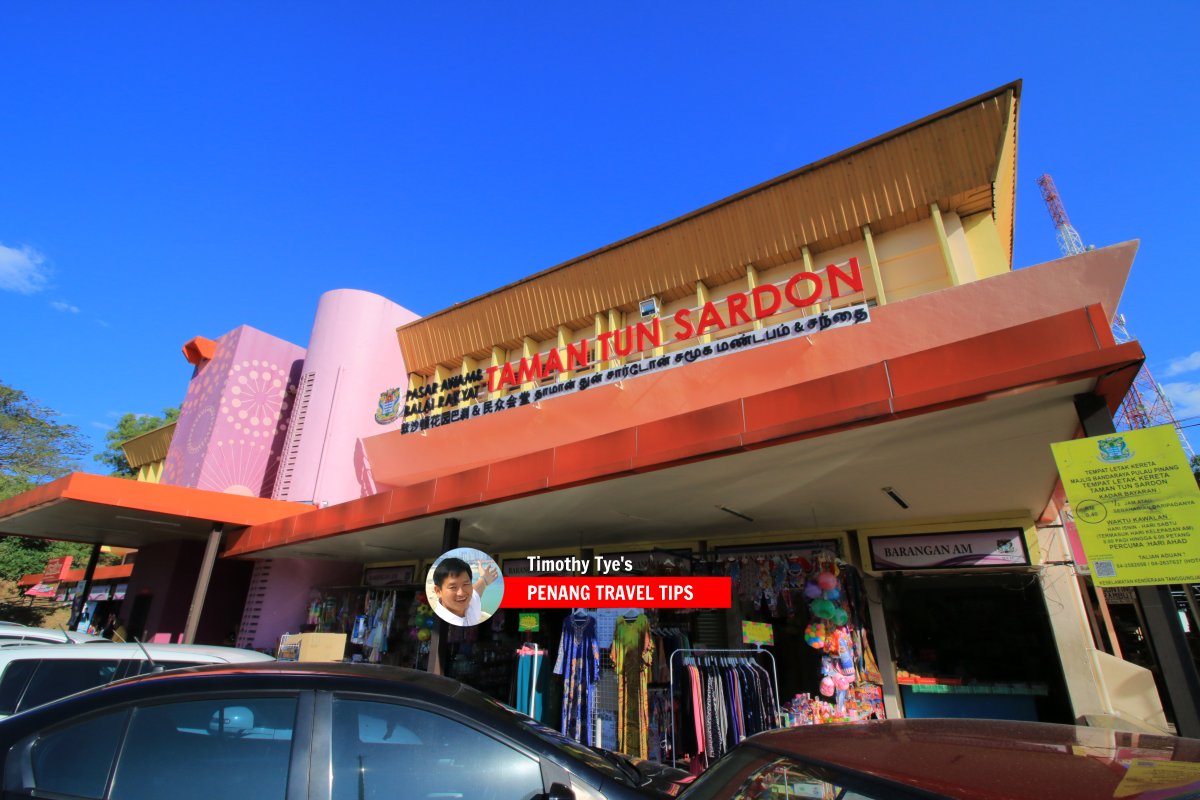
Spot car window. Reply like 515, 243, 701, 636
6, 709, 129, 798
685, 749, 947, 800
0, 660, 38, 715
110, 696, 297, 800
331, 698, 543, 800
18, 659, 122, 713
453, 682, 632, 789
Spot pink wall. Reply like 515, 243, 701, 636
236, 558, 364, 652
164, 325, 306, 497
271, 289, 418, 506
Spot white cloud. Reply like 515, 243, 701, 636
0, 243, 51, 294
50, 300, 80, 313
89, 422, 110, 430
1165, 352, 1200, 377
1161, 382, 1200, 419
96, 319, 111, 328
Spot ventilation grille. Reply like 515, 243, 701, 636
271, 371, 317, 501
694, 609, 726, 649
236, 559, 273, 650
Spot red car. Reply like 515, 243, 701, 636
681, 718, 1200, 800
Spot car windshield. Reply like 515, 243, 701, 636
682, 746, 948, 800
453, 688, 635, 788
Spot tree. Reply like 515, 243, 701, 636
0, 381, 88, 499
0, 537, 102, 583
0, 381, 99, 582
94, 408, 180, 478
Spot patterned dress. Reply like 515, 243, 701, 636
610, 613, 653, 758
553, 613, 600, 744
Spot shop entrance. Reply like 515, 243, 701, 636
882, 571, 1074, 724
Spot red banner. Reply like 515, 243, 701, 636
501, 577, 731, 609
43, 556, 72, 582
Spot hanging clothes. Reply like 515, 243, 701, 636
610, 613, 653, 758
515, 644, 549, 721
647, 688, 672, 761
553, 611, 600, 745
360, 590, 398, 663
676, 656, 778, 765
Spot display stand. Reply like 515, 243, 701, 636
667, 646, 780, 768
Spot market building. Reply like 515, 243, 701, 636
0, 81, 1181, 757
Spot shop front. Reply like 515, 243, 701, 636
862, 524, 1074, 724
147, 80, 1162, 761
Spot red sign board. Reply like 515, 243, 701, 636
43, 556, 72, 582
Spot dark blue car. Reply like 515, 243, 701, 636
0, 661, 691, 800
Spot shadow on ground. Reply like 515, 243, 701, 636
0, 581, 71, 629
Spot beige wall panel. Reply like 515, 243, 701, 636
962, 211, 1008, 280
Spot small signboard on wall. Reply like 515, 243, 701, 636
519, 613, 540, 632
742, 621, 775, 646
43, 556, 72, 581
1103, 587, 1136, 605
363, 565, 415, 587
868, 529, 1029, 571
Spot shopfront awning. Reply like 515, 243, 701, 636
0, 473, 311, 549
224, 306, 1143, 561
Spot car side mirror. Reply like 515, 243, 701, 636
546, 782, 575, 800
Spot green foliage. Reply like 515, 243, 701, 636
0, 538, 102, 583
93, 407, 180, 478
0, 382, 109, 582
0, 381, 88, 494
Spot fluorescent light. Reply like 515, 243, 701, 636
114, 515, 183, 528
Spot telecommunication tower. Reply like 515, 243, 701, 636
1038, 174, 1195, 459
1037, 175, 1086, 257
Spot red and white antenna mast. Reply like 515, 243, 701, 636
1037, 174, 1086, 257
1038, 174, 1195, 458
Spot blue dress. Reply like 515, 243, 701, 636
553, 613, 600, 744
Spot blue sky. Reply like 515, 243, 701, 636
1, 3, 1197, 464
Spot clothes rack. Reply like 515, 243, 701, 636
668, 647, 780, 768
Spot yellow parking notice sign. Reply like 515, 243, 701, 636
1051, 426, 1200, 587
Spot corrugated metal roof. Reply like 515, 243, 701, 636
398, 82, 1021, 375
119, 422, 176, 469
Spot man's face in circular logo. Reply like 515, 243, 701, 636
434, 568, 474, 617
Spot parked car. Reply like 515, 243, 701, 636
680, 717, 1200, 800
0, 661, 690, 800
0, 642, 274, 719
0, 623, 105, 646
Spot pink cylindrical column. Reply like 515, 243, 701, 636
271, 289, 418, 506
